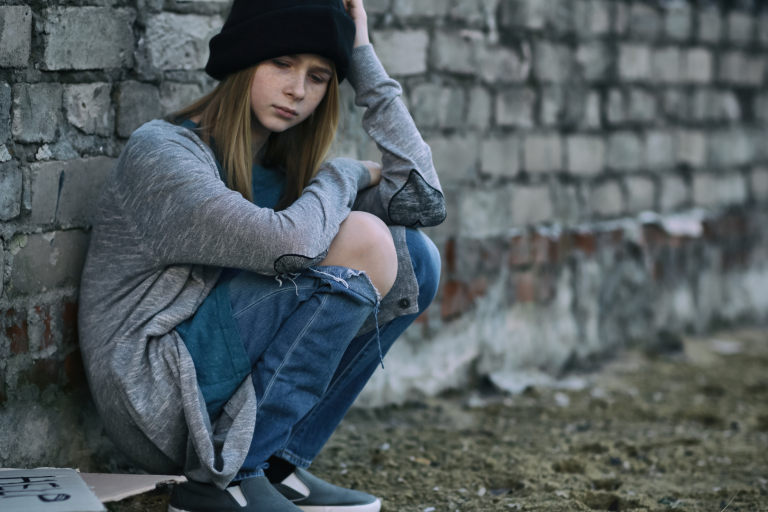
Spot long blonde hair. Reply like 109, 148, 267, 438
169, 62, 340, 210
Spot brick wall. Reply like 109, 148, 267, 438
1, 0, 768, 469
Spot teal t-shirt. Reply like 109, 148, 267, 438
177, 119, 288, 420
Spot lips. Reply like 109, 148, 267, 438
274, 106, 298, 118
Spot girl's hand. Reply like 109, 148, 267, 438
360, 160, 381, 186
343, 0, 370, 48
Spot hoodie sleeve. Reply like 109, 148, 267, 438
346, 44, 447, 228
115, 121, 371, 275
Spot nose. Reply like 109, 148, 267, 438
285, 71, 305, 101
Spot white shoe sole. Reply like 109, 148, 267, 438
298, 498, 381, 512
168, 498, 382, 512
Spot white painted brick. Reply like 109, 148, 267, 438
626, 176, 655, 212
751, 168, 768, 201
697, 9, 721, 43
393, 0, 450, 17
577, 43, 611, 82
676, 130, 706, 168
458, 187, 511, 238
373, 30, 429, 76
707, 129, 753, 168
589, 181, 623, 217
533, 41, 573, 83
145, 13, 223, 71
619, 45, 651, 82
684, 48, 713, 84
627, 88, 657, 124
629, 3, 661, 40
660, 175, 688, 212
496, 88, 535, 127
426, 134, 479, 182
0, 6, 32, 68
64, 83, 113, 137
41, 8, 135, 70
566, 135, 605, 176
727, 11, 753, 46
410, 84, 465, 129
607, 132, 644, 172
662, 88, 689, 121
646, 130, 675, 170
511, 185, 553, 226
719, 52, 765, 87
606, 89, 625, 125
664, 5, 691, 41
588, 0, 611, 35
581, 90, 601, 129
481, 136, 520, 177
693, 173, 747, 208
478, 44, 531, 84
432, 32, 477, 75
467, 87, 492, 130
523, 133, 562, 173
652, 47, 682, 84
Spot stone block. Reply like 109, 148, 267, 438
478, 44, 531, 84
0, 161, 21, 221
751, 168, 768, 201
697, 9, 721, 43
660, 175, 688, 212
551, 181, 581, 222
691, 89, 740, 122
372, 30, 429, 76
467, 87, 491, 130
613, 2, 629, 34
664, 5, 691, 41
627, 88, 657, 123
410, 84, 465, 129
619, 45, 651, 82
582, 0, 610, 36
646, 130, 675, 170
41, 8, 135, 70
589, 181, 623, 217
676, 130, 706, 168
662, 88, 689, 121
606, 89, 625, 125
145, 13, 223, 71
693, 173, 747, 208
533, 42, 573, 83
511, 185, 553, 226
30, 157, 115, 226
707, 129, 753, 168
481, 136, 520, 177
64, 84, 113, 137
458, 187, 511, 238
9, 230, 91, 294
629, 3, 661, 40
431, 32, 476, 75
393, 0, 450, 17
160, 82, 204, 117
684, 48, 713, 84
450, 0, 484, 24
756, 93, 768, 122
116, 81, 161, 138
727, 11, 753, 46
426, 134, 479, 182
540, 87, 563, 126
626, 176, 655, 212
576, 43, 611, 82
496, 88, 535, 127
652, 47, 682, 84
566, 135, 604, 176
0, 82, 10, 145
523, 133, 562, 173
760, 14, 768, 47
607, 132, 644, 172
581, 91, 601, 129
12, 84, 63, 144
499, 0, 548, 29
0, 6, 32, 68
719, 52, 764, 87
366, 0, 392, 13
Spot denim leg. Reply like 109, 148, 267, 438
231, 266, 379, 480
275, 229, 441, 468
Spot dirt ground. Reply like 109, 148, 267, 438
110, 329, 768, 512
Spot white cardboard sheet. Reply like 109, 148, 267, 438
0, 468, 105, 512
79, 473, 186, 503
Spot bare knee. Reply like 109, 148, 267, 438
319, 212, 398, 297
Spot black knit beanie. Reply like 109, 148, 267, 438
206, 0, 357, 83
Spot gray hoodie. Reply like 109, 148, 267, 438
78, 44, 445, 488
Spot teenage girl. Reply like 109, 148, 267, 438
78, 1, 446, 511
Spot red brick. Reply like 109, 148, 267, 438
20, 358, 59, 393
467, 276, 489, 302
62, 301, 79, 347
509, 234, 531, 267
573, 232, 597, 256
441, 280, 471, 320
34, 305, 56, 350
64, 350, 87, 390
515, 272, 536, 303
444, 239, 456, 274
642, 224, 668, 250
6, 309, 29, 355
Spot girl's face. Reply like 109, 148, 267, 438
250, 54, 334, 134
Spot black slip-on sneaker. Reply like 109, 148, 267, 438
273, 468, 381, 512
169, 475, 302, 512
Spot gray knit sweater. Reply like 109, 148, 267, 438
78, 44, 445, 488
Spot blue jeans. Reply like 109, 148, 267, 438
227, 229, 440, 479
